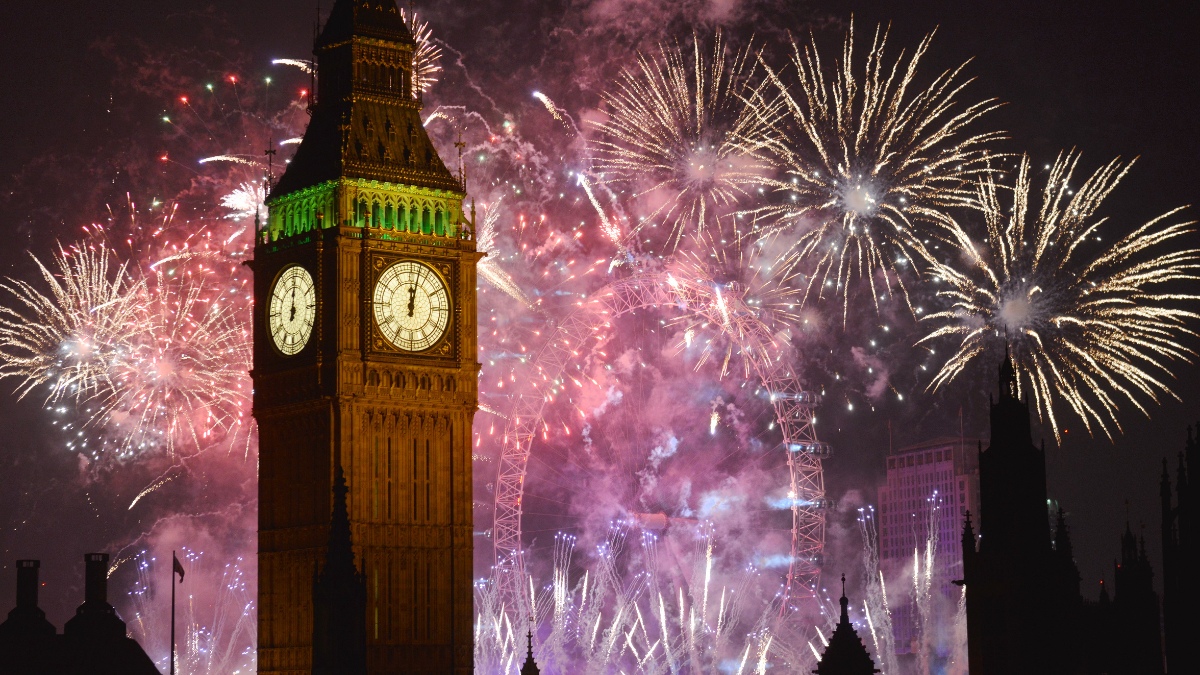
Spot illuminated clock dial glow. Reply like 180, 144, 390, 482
268, 265, 316, 355
373, 260, 450, 352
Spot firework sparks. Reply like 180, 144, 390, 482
101, 264, 251, 458
590, 32, 771, 250
218, 182, 266, 221
669, 229, 802, 379
748, 23, 1002, 321
0, 244, 145, 405
0, 242, 251, 461
477, 199, 536, 309
920, 153, 1200, 441
402, 8, 443, 95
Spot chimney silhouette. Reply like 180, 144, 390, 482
84, 553, 108, 605
64, 553, 126, 640
16, 560, 40, 609
0, 560, 55, 640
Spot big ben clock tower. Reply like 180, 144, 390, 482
250, 1, 478, 673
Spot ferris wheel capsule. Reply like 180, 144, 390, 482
785, 440, 832, 458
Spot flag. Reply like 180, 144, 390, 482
173, 552, 185, 584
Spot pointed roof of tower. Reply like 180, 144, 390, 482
268, 0, 461, 202
961, 510, 977, 552
999, 344, 1018, 402
812, 575, 880, 675
520, 620, 541, 675
317, 0, 415, 46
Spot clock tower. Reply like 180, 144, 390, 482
251, 1, 478, 673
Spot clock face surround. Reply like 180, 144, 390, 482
373, 260, 451, 352
268, 264, 316, 356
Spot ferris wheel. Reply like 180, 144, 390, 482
489, 270, 828, 621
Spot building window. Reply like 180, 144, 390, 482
373, 434, 380, 520
386, 437, 393, 520
888, 458, 896, 469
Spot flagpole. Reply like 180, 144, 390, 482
171, 549, 176, 675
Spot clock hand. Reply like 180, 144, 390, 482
407, 285, 417, 317
289, 289, 296, 322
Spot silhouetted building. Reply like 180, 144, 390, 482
1110, 525, 1163, 675
1161, 430, 1196, 675
812, 575, 880, 675
959, 353, 1171, 675
1048, 506, 1090, 675
0, 555, 159, 675
959, 352, 1060, 675
877, 436, 981, 653
312, 461, 368, 675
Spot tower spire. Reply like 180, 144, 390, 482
520, 616, 540, 675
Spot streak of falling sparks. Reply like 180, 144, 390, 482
576, 173, 621, 242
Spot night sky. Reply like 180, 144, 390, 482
1, 0, 1198, 630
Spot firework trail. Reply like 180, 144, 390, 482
0, 244, 145, 408
747, 23, 1002, 322
590, 32, 772, 250
857, 507, 897, 675
920, 152, 1200, 441
575, 172, 622, 243
477, 199, 536, 309
533, 92, 569, 129
912, 492, 940, 675
947, 585, 968, 675
271, 58, 314, 74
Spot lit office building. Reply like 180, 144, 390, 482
877, 437, 982, 653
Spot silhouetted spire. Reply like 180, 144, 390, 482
326, 461, 356, 575
812, 574, 879, 675
312, 457, 367, 675
840, 574, 850, 624
961, 510, 977, 554
520, 618, 541, 675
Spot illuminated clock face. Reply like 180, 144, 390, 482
373, 260, 450, 352
268, 265, 316, 356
